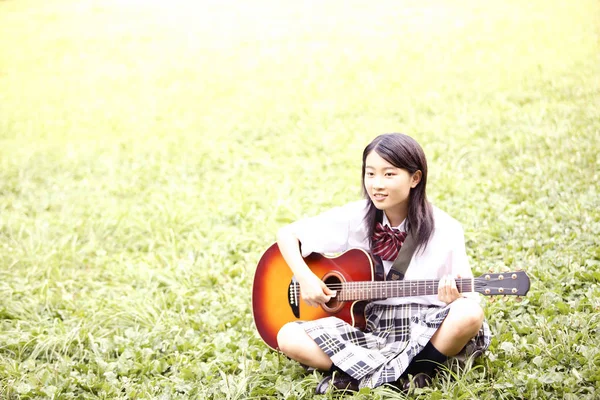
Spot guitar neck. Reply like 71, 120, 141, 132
335, 278, 475, 301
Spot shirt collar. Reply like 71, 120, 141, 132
382, 213, 407, 231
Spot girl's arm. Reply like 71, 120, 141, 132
276, 226, 336, 307
438, 223, 475, 305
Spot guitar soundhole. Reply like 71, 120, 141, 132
321, 272, 345, 314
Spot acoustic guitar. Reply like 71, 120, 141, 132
252, 243, 530, 350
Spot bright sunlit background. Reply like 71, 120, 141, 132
1, 0, 599, 398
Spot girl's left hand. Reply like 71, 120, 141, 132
438, 275, 461, 304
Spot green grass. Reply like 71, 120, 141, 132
1, 0, 599, 398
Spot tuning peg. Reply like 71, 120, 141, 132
502, 266, 510, 272
489, 297, 496, 303
502, 295, 509, 302
488, 268, 494, 273
516, 266, 523, 271
514, 296, 523, 303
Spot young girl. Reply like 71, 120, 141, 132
275, 133, 491, 393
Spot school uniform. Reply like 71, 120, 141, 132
287, 200, 491, 388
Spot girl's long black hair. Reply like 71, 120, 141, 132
361, 133, 434, 252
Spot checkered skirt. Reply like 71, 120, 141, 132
299, 302, 491, 389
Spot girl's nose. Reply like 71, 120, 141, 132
373, 176, 384, 188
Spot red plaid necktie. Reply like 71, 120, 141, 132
371, 222, 407, 261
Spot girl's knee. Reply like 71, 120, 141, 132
449, 298, 484, 336
276, 322, 333, 370
277, 322, 302, 354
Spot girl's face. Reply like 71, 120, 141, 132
364, 150, 421, 223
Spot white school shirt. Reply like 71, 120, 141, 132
286, 199, 476, 307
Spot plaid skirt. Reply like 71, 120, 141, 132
299, 302, 491, 389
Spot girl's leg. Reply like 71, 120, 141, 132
277, 298, 483, 370
278, 322, 360, 394
277, 322, 333, 370
430, 297, 484, 356
398, 298, 484, 390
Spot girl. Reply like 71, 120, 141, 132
275, 133, 491, 393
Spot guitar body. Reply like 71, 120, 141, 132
252, 243, 376, 350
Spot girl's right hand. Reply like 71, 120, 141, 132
297, 272, 336, 307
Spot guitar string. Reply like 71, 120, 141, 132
335, 284, 486, 301
321, 277, 511, 289
291, 278, 519, 287
292, 278, 520, 301
322, 280, 479, 291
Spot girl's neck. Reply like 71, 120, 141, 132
384, 207, 408, 227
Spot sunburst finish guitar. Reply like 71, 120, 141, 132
252, 243, 530, 350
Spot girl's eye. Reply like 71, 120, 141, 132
366, 172, 374, 177
385, 173, 395, 177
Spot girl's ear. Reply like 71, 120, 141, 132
411, 170, 422, 188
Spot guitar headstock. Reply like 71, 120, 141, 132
475, 270, 530, 297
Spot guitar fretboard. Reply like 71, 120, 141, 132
334, 278, 475, 301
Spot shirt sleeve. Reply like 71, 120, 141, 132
450, 224, 472, 277
285, 201, 366, 257
448, 224, 482, 300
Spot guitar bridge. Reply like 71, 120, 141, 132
288, 278, 300, 318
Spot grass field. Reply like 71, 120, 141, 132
1, 0, 599, 398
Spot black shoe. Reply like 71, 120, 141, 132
397, 373, 431, 392
315, 373, 359, 394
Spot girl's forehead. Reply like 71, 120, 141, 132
365, 151, 397, 168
